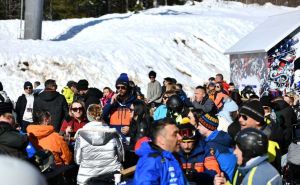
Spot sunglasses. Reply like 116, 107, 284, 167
215, 86, 220, 88
71, 107, 83, 112
239, 114, 248, 121
179, 128, 195, 138
116, 86, 127, 90
25, 86, 33, 90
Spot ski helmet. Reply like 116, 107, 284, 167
235, 128, 268, 164
166, 95, 184, 113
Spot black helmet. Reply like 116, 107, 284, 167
235, 128, 268, 164
166, 95, 183, 113
241, 85, 256, 99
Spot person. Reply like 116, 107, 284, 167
214, 82, 228, 111
74, 104, 124, 185
216, 97, 239, 132
33, 79, 69, 132
0, 155, 47, 185
147, 70, 162, 106
207, 82, 216, 101
0, 102, 28, 159
196, 113, 236, 181
100, 87, 115, 107
215, 74, 229, 92
15, 81, 35, 132
61, 80, 77, 106
60, 100, 88, 139
192, 85, 217, 115
177, 118, 220, 184
76, 79, 103, 108
134, 118, 187, 185
214, 128, 282, 185
27, 111, 72, 165
102, 73, 136, 139
128, 100, 153, 150
153, 90, 176, 121
0, 81, 11, 103
175, 83, 188, 102
237, 100, 283, 171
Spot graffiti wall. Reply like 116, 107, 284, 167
230, 53, 268, 95
263, 32, 300, 96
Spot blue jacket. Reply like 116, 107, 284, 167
205, 130, 237, 181
153, 105, 167, 121
233, 155, 282, 185
134, 142, 188, 185
177, 140, 219, 184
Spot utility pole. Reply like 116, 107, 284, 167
24, 0, 44, 40
19, 0, 24, 39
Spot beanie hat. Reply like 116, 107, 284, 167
198, 113, 219, 131
116, 73, 129, 87
24, 81, 33, 89
0, 102, 13, 115
260, 96, 272, 108
148, 71, 156, 78
77, 79, 89, 91
239, 100, 265, 123
0, 82, 3, 91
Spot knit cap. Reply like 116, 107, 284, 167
239, 100, 265, 123
0, 102, 13, 115
24, 81, 33, 89
115, 73, 129, 87
198, 113, 219, 131
77, 79, 89, 91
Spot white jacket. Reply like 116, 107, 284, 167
74, 121, 124, 185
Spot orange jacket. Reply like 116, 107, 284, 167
214, 92, 228, 110
27, 125, 72, 165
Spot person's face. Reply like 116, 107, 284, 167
71, 86, 78, 94
208, 85, 215, 91
0, 113, 14, 125
215, 84, 221, 92
103, 89, 110, 97
229, 85, 235, 91
149, 76, 155, 82
159, 124, 182, 152
116, 85, 127, 96
215, 76, 222, 82
238, 114, 259, 130
180, 141, 195, 154
71, 102, 84, 118
234, 145, 243, 166
197, 123, 208, 136
263, 106, 271, 115
24, 86, 33, 94
194, 89, 205, 102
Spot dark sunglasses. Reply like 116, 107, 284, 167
239, 114, 248, 121
71, 107, 83, 112
116, 86, 127, 90
215, 86, 220, 88
25, 86, 33, 90
179, 128, 195, 138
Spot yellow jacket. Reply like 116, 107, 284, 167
62, 86, 74, 105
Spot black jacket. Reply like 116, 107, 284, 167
0, 121, 28, 159
84, 88, 103, 109
272, 99, 296, 154
33, 90, 69, 132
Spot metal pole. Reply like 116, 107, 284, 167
24, 0, 44, 40
19, 0, 23, 39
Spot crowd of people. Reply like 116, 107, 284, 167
0, 71, 300, 185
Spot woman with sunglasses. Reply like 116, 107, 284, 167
153, 90, 176, 121
60, 100, 88, 140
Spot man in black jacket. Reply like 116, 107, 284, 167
15, 81, 35, 132
0, 102, 28, 159
33, 79, 69, 132
76, 79, 103, 109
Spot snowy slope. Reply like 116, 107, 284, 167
0, 0, 298, 101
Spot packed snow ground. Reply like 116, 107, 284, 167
0, 0, 298, 101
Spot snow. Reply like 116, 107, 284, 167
225, 9, 300, 54
0, 0, 298, 101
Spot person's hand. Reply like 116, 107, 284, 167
214, 172, 226, 185
65, 126, 73, 136
110, 93, 119, 104
121, 126, 130, 135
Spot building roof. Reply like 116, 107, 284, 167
225, 10, 300, 55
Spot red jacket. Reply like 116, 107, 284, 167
60, 117, 88, 133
